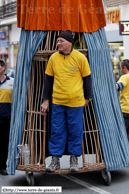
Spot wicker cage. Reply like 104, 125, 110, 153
16, 31, 106, 174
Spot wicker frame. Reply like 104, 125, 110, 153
17, 31, 106, 173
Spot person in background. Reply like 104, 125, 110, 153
116, 59, 129, 141
41, 30, 92, 172
0, 59, 14, 175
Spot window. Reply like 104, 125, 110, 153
0, 0, 15, 6
108, 42, 124, 81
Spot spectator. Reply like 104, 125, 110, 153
116, 59, 129, 141
0, 59, 14, 175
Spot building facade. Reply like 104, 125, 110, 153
104, 0, 129, 81
0, 0, 21, 68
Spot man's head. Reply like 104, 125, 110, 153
57, 30, 74, 54
120, 59, 129, 75
0, 59, 6, 75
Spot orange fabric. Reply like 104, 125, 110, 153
17, 0, 106, 33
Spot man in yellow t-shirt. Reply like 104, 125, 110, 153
41, 30, 92, 172
116, 59, 129, 141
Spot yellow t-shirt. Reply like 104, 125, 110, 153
118, 73, 129, 113
45, 49, 91, 107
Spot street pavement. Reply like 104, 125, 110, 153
0, 156, 129, 194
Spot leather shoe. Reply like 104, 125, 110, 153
0, 169, 8, 175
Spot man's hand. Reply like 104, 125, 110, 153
116, 83, 119, 90
84, 99, 90, 107
41, 99, 49, 114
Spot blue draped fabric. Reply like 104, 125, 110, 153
7, 30, 47, 175
7, 27, 129, 175
83, 28, 129, 171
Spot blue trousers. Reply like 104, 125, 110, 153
49, 104, 84, 157
123, 113, 129, 141
0, 118, 10, 169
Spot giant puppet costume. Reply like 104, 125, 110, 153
8, 0, 129, 175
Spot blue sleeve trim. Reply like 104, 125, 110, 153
117, 82, 124, 91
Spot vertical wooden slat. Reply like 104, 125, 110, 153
42, 115, 46, 166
